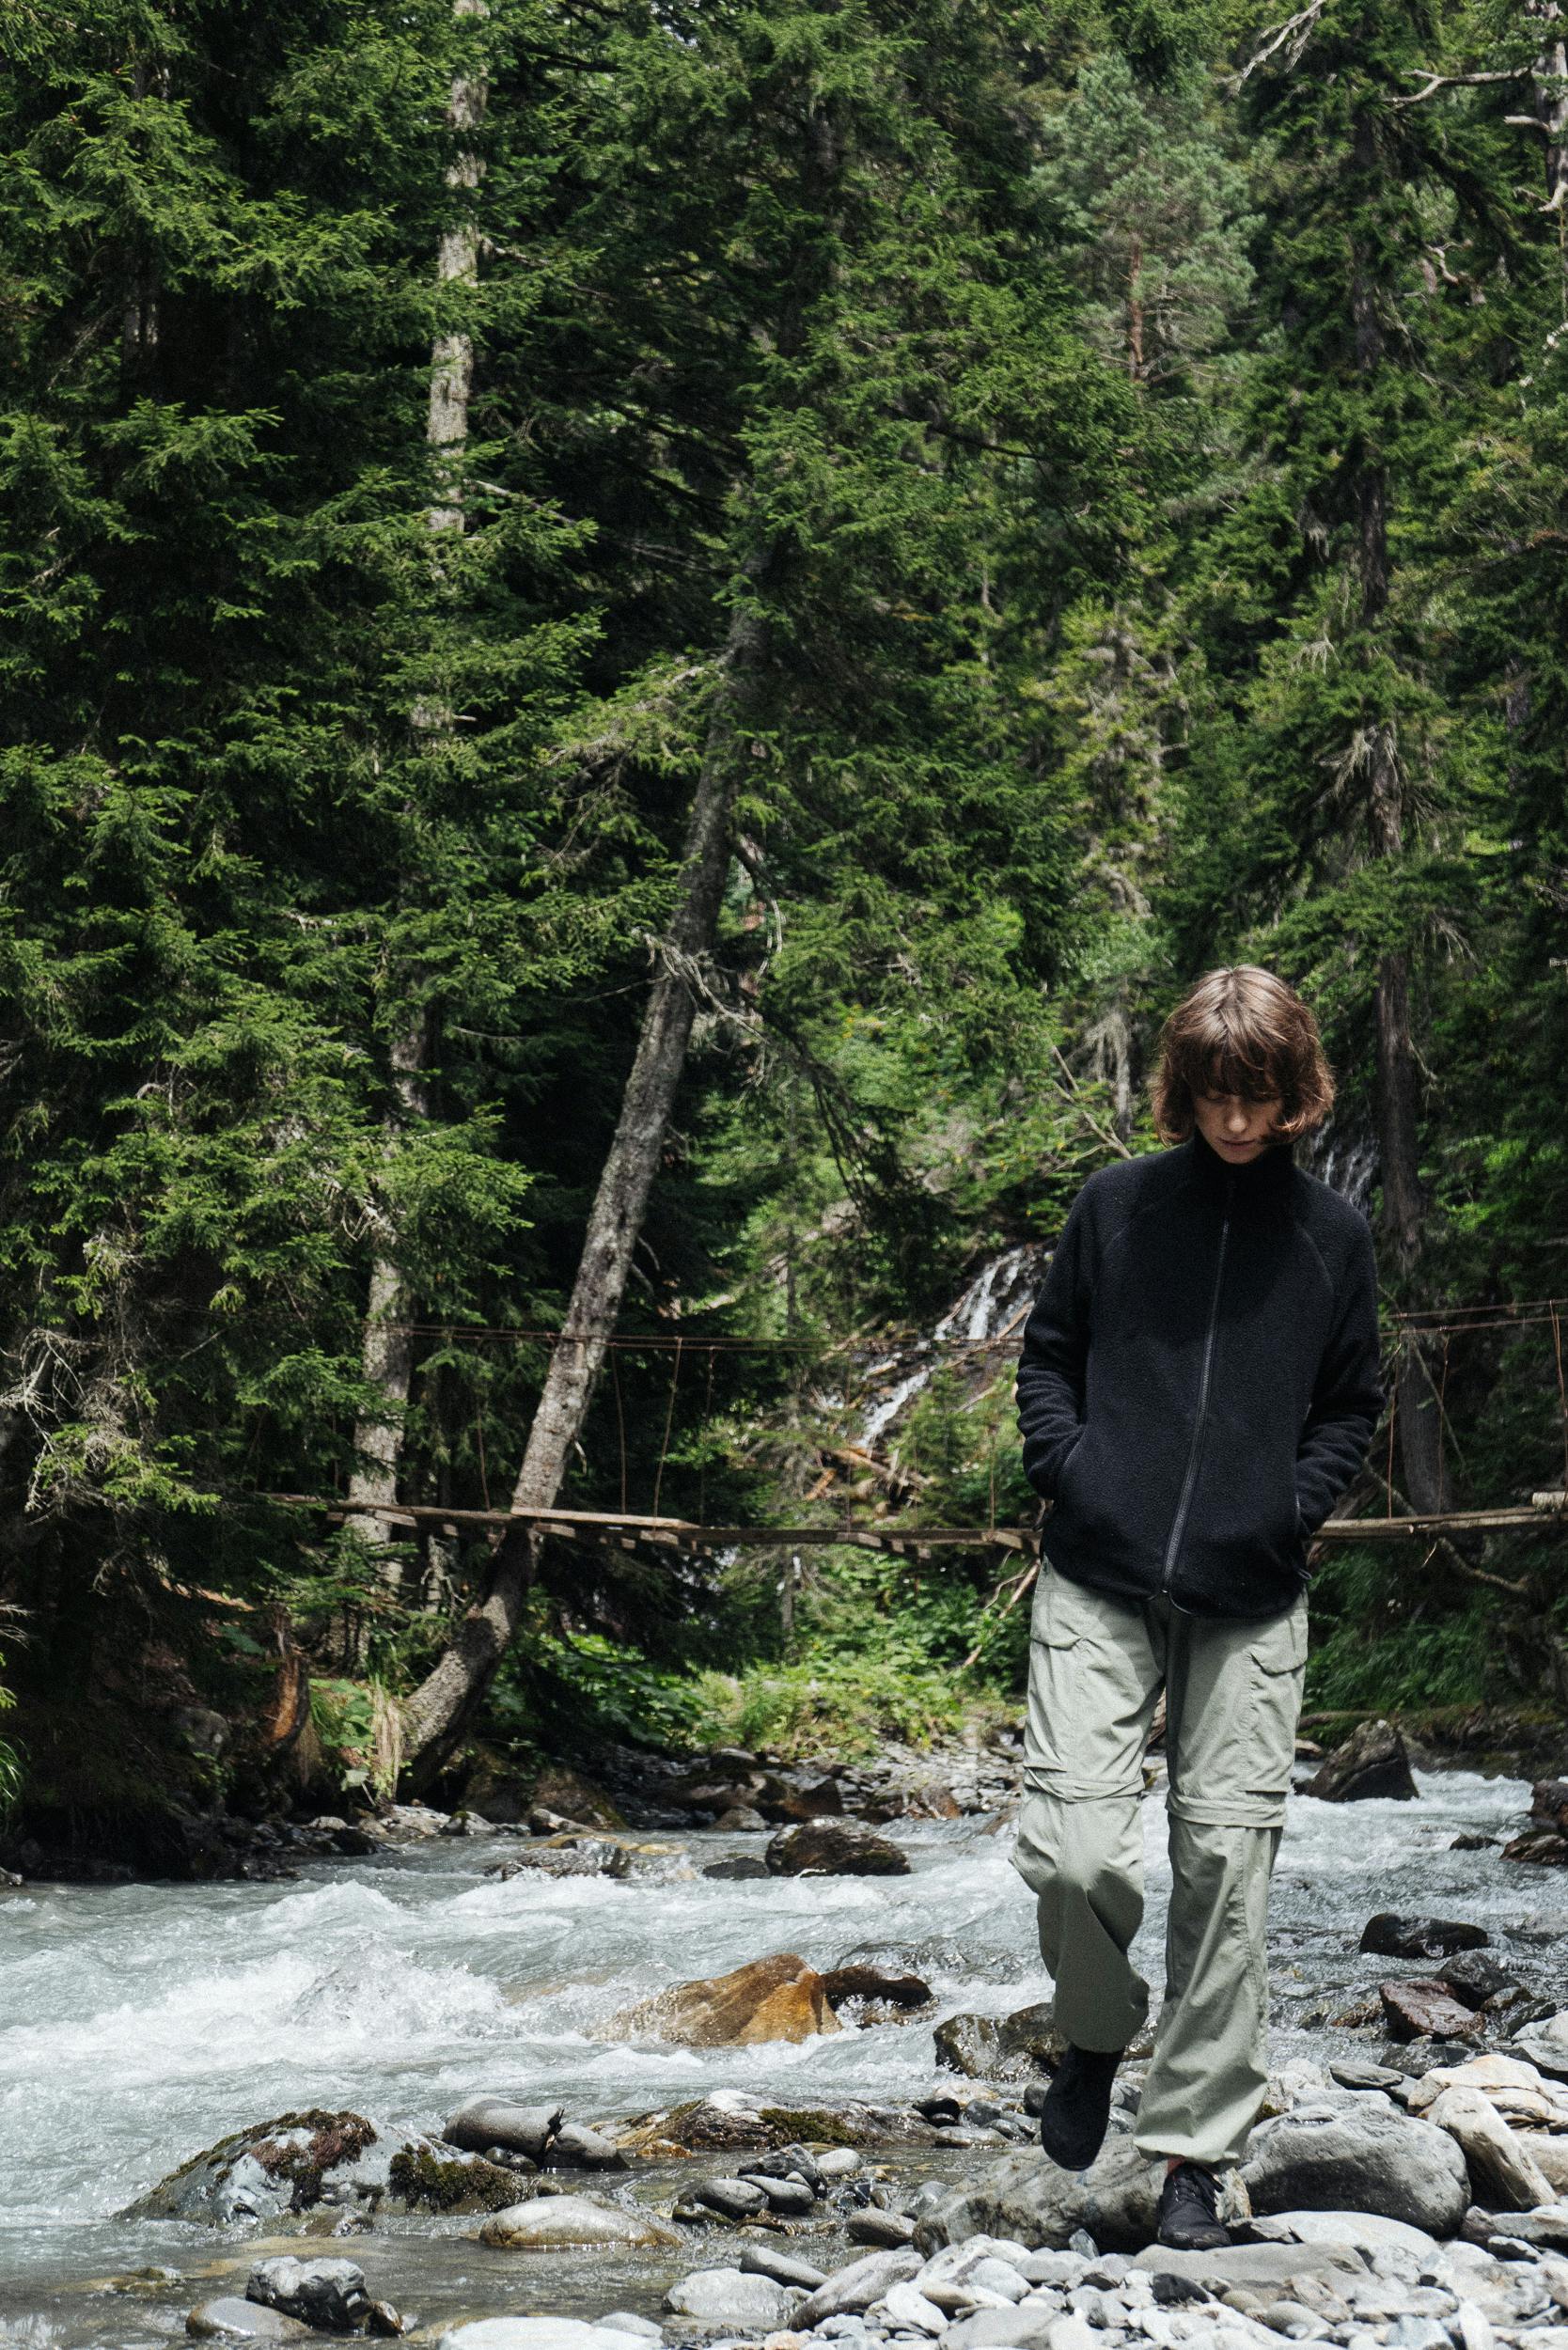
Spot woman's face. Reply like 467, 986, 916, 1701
1193, 1087, 1283, 1165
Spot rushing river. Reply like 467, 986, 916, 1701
0, 1766, 1560, 2343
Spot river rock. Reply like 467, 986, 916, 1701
913, 2131, 1162, 2252
246, 2257, 368, 2333
935, 2000, 1066, 2081
386, 2137, 525, 2213
600, 1952, 839, 2045
793, 2248, 923, 2326
1381, 1980, 1484, 2042
438, 2325, 649, 2350
941, 2308, 1058, 2350
1502, 1829, 1568, 1864
542, 2123, 627, 2170
764, 1821, 911, 1876
479, 2193, 678, 2248
1438, 1951, 1524, 2011
744, 2172, 816, 2216
126, 2111, 384, 2224
614, 2090, 938, 2155
1425, 2085, 1554, 2210
1303, 1719, 1419, 1802
188, 2300, 311, 2341
488, 1838, 633, 1881
663, 2269, 801, 2327
1241, 2094, 1470, 2234
703, 1856, 769, 1879
1514, 2013, 1568, 2079
1131, 2242, 1365, 2292
444, 2098, 563, 2161
741, 2142, 824, 2192
682, 2175, 769, 2220
821, 1963, 933, 2011
740, 2244, 828, 2289
846, 2207, 917, 2247
1244, 2208, 1438, 2265
1360, 1914, 1490, 1960
713, 1807, 769, 1831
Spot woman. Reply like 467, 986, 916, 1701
1012, 965, 1383, 2248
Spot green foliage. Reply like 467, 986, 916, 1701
0, 0, 1564, 1811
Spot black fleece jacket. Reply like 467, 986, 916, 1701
1015, 1126, 1383, 1621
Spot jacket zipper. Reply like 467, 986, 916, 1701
1161, 1172, 1234, 1596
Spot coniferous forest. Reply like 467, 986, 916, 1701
3, 0, 1568, 1861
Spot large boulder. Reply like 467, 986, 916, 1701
598, 1952, 840, 2045
934, 2000, 1066, 2082
662, 2269, 800, 2328
1240, 2093, 1469, 2235
912, 2129, 1162, 2253
792, 2248, 924, 2327
764, 1820, 911, 1876
125, 2112, 384, 2225
1359, 1915, 1489, 1960
1425, 2085, 1553, 2211
444, 2099, 562, 2162
384, 2138, 527, 2214
1302, 1719, 1419, 1802
478, 2194, 678, 2249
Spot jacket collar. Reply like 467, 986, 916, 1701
1181, 1124, 1295, 1214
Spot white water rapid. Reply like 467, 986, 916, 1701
0, 1766, 1558, 2344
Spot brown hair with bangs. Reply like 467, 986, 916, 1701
1152, 965, 1334, 1146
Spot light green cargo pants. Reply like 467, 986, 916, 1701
1011, 1564, 1309, 2170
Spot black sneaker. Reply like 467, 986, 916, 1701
1037, 2043, 1121, 2171
1156, 2159, 1231, 2250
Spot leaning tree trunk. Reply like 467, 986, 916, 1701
344, 2, 487, 1582
398, 580, 772, 1777
1351, 108, 1451, 1516
398, 97, 843, 1784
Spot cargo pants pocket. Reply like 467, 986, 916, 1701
1243, 1599, 1309, 1812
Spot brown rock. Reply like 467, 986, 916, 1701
1303, 1718, 1419, 1803
528, 1767, 627, 1831
765, 1821, 911, 1877
1503, 1829, 1568, 1866
1529, 1778, 1568, 1836
933, 1999, 1066, 2081
1379, 1979, 1483, 2043
598, 1952, 842, 2046
820, 1965, 933, 2012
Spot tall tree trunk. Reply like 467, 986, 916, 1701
398, 96, 842, 1783
398, 574, 772, 1776
344, 2, 487, 1577
1351, 108, 1451, 1514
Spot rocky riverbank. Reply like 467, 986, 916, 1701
126, 2019, 1568, 2350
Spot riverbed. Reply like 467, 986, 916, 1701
1, 1765, 1560, 2343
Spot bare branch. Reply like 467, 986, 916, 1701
1392, 66, 1533, 107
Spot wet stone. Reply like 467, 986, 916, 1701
246, 2255, 369, 2333
187, 2299, 311, 2341
1359, 1915, 1490, 1961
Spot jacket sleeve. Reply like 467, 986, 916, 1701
1015, 1183, 1095, 1501
1295, 1214, 1384, 1537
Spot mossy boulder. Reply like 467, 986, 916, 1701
125, 2111, 384, 2226
387, 2139, 524, 2214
